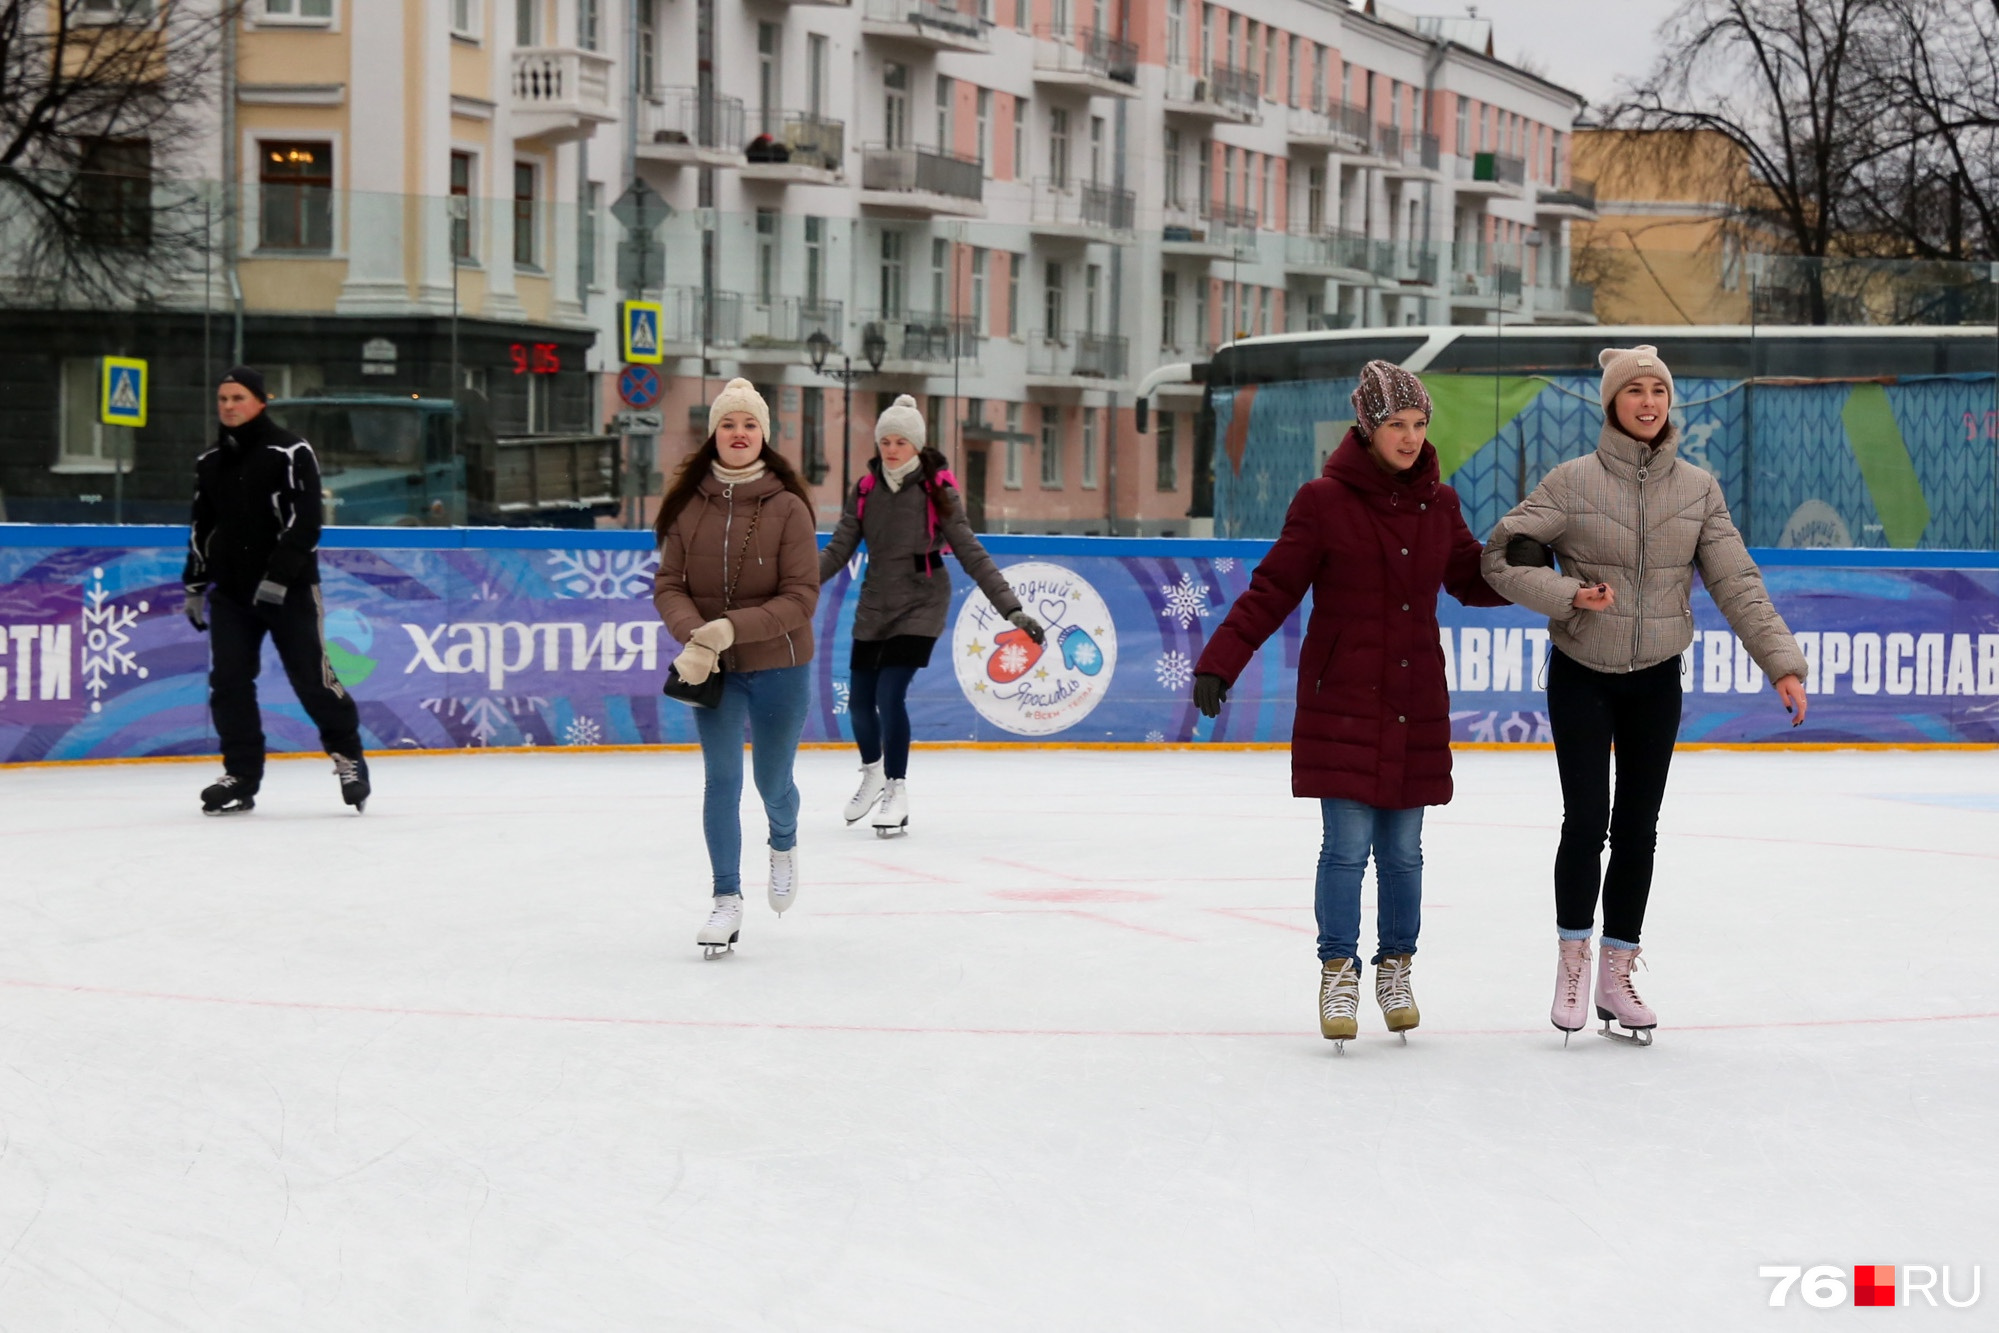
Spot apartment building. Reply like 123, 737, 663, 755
0, 0, 1593, 532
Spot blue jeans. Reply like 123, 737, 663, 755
1315, 798, 1425, 966
692, 663, 810, 896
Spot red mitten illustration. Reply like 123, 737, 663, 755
987, 627, 1045, 683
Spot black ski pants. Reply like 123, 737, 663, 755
1547, 648, 1683, 946
208, 584, 362, 780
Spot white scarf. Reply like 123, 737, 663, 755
712, 459, 767, 485
881, 454, 923, 493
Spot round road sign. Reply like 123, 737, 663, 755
618, 363, 663, 409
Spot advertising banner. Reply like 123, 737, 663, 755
2, 528, 1995, 764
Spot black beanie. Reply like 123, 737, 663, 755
220, 365, 270, 403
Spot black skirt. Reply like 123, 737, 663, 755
851, 635, 938, 671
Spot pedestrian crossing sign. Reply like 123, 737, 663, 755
620, 301, 664, 365
100, 357, 148, 428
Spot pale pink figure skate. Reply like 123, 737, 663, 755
1595, 944, 1657, 1045
1551, 937, 1592, 1043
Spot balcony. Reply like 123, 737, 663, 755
1283, 228, 1382, 280
1032, 25, 1140, 99
1163, 64, 1260, 124
861, 0, 990, 53
710, 296, 847, 361
1380, 131, 1442, 179
1030, 179, 1136, 240
857, 311, 982, 371
1536, 177, 1599, 220
1449, 246, 1526, 308
1456, 151, 1528, 197
742, 113, 846, 184
1026, 331, 1130, 387
637, 89, 746, 168
1161, 200, 1251, 258
1385, 243, 1442, 287
509, 48, 615, 144
860, 144, 984, 216
1285, 99, 1372, 152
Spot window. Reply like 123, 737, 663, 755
1286, 34, 1298, 107
1482, 103, 1492, 152
1156, 412, 1179, 491
884, 63, 909, 149
638, 1, 656, 90
971, 248, 988, 328
1042, 261, 1064, 337
1089, 115, 1105, 186
80, 0, 155, 18
1017, 0, 1030, 35
258, 141, 333, 251
451, 0, 476, 37
1222, 145, 1235, 210
515, 0, 536, 46
1195, 279, 1209, 349
58, 359, 133, 473
262, 0, 334, 19
1040, 407, 1063, 487
1003, 403, 1024, 489
1164, 129, 1182, 207
1011, 96, 1026, 179
758, 24, 782, 136
1457, 98, 1470, 155
930, 237, 949, 315
449, 151, 475, 262
578, 179, 601, 290
1312, 46, 1325, 111
1049, 108, 1070, 188
1007, 253, 1020, 336
78, 139, 151, 250
802, 387, 827, 483
805, 216, 825, 306
1262, 25, 1275, 94
1081, 409, 1098, 488
513, 162, 537, 267
808, 35, 828, 117
1202, 7, 1215, 73
976, 89, 992, 174
1226, 13, 1240, 68
1160, 270, 1178, 349
1306, 165, 1324, 232
1167, 0, 1185, 66
1084, 263, 1100, 335
1340, 62, 1352, 108
578, 0, 599, 50
936, 75, 954, 151
756, 209, 779, 305
1390, 80, 1402, 130
1197, 138, 1210, 210
880, 229, 906, 316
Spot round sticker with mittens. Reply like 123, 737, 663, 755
952, 561, 1119, 736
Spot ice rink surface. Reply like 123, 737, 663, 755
1, 745, 1995, 1331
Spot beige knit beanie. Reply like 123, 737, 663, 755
875, 393, 926, 448
1598, 345, 1675, 414
708, 377, 771, 441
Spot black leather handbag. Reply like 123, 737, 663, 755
661, 499, 762, 709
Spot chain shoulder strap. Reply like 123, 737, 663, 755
722, 497, 763, 611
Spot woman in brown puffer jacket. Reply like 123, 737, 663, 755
1482, 346, 1809, 1044
817, 395, 1043, 837
653, 379, 820, 957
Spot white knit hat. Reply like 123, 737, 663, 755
708, 377, 771, 441
874, 394, 926, 448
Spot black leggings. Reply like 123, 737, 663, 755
850, 665, 920, 780
1547, 648, 1682, 945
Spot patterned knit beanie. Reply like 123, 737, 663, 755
1598, 345, 1675, 413
707, 377, 771, 441
875, 393, 927, 448
1350, 360, 1432, 435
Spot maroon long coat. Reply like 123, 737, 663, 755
1195, 429, 1506, 808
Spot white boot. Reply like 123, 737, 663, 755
872, 778, 909, 838
697, 894, 743, 959
844, 759, 887, 824
768, 846, 798, 916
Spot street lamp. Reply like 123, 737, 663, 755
808, 325, 887, 497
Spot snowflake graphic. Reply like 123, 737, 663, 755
831, 680, 850, 716
80, 567, 148, 713
421, 696, 549, 744
997, 642, 1030, 675
546, 549, 659, 600
1214, 557, 1237, 573
1071, 638, 1100, 670
1154, 650, 1194, 691
1158, 572, 1213, 630
564, 716, 603, 746
1144, 729, 1166, 744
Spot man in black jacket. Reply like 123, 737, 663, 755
183, 366, 370, 814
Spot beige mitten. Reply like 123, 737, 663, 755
690, 618, 737, 652
672, 642, 719, 685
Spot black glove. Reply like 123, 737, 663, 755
1193, 673, 1229, 718
183, 588, 208, 633
1007, 609, 1047, 646
1504, 534, 1557, 569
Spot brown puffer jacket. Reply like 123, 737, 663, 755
654, 468, 819, 671
1481, 421, 1808, 682
818, 463, 1023, 640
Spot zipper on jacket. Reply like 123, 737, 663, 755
1630, 458, 1648, 670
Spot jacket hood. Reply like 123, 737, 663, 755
1594, 418, 1680, 481
1325, 425, 1440, 497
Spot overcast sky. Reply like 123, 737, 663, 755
1391, 1, 1682, 112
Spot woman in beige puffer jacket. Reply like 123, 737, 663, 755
1481, 346, 1809, 1044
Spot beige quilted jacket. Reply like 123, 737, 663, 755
1481, 422, 1808, 682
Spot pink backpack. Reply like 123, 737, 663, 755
855, 466, 959, 550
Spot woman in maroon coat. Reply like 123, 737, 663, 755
1193, 361, 1505, 1047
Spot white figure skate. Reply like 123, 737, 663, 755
768, 847, 798, 916
873, 778, 909, 838
697, 894, 744, 959
844, 760, 887, 824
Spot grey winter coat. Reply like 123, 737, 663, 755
818, 466, 1023, 640
1480, 421, 1809, 682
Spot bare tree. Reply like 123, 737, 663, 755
0, 0, 242, 307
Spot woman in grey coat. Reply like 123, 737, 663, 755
1482, 346, 1809, 1045
819, 395, 1044, 836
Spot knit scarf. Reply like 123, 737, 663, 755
881, 454, 923, 493
712, 459, 767, 485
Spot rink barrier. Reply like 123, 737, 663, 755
3, 525, 1998, 763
